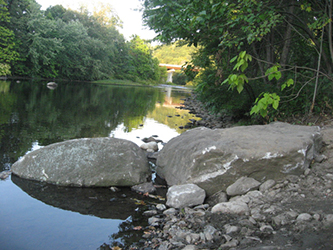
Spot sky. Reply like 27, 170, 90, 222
36, 0, 156, 41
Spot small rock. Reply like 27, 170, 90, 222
224, 224, 239, 234
0, 170, 11, 180
219, 239, 239, 249
296, 213, 312, 221
148, 216, 161, 226
324, 214, 333, 225
313, 213, 321, 221
143, 210, 158, 216
204, 225, 216, 241
131, 182, 156, 194
226, 176, 261, 196
259, 179, 276, 192
109, 186, 120, 192
140, 141, 158, 152
260, 224, 274, 233
212, 201, 249, 215
166, 184, 206, 208
206, 191, 228, 206
156, 204, 167, 211
163, 207, 177, 215
182, 245, 198, 250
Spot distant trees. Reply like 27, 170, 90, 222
153, 41, 197, 65
2, 0, 160, 82
0, 0, 18, 76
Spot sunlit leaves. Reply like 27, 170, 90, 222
281, 78, 294, 91
265, 65, 281, 81
250, 92, 280, 117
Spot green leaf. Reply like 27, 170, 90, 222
237, 83, 244, 93
230, 55, 238, 63
275, 71, 282, 80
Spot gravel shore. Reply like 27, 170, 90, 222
132, 96, 333, 250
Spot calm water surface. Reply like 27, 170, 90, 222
0, 80, 197, 249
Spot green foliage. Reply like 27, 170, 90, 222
0, 0, 19, 73
142, 0, 333, 120
2, 0, 159, 82
128, 35, 161, 82
0, 63, 11, 76
153, 41, 197, 65
250, 93, 280, 117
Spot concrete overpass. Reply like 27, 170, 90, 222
159, 63, 199, 83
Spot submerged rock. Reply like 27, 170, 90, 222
12, 137, 150, 187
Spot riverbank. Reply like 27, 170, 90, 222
131, 96, 333, 250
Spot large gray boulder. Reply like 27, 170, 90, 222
12, 137, 150, 187
156, 122, 322, 196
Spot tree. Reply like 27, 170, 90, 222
0, 0, 18, 76
26, 1, 63, 78
142, 0, 333, 120
128, 35, 160, 81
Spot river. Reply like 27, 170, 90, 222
0, 80, 197, 249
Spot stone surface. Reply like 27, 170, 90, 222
259, 179, 276, 192
11, 137, 150, 187
211, 201, 249, 215
156, 122, 322, 195
131, 182, 156, 194
166, 184, 206, 208
226, 176, 261, 196
140, 141, 158, 152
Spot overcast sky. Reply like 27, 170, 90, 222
36, 0, 156, 41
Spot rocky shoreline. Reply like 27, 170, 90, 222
131, 96, 333, 250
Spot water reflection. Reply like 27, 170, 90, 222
0, 80, 197, 249
0, 80, 195, 171
12, 175, 143, 220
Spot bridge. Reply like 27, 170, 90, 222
159, 63, 199, 83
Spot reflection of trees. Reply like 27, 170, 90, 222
0, 80, 164, 170
98, 206, 149, 249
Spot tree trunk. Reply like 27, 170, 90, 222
280, 1, 295, 68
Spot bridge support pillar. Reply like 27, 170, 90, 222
166, 69, 175, 83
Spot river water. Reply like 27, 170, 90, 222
0, 80, 197, 249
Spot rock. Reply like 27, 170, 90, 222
163, 207, 177, 215
156, 204, 167, 211
131, 182, 156, 194
259, 224, 274, 233
220, 239, 239, 249
259, 179, 276, 192
182, 245, 198, 250
156, 122, 322, 195
11, 137, 150, 187
226, 176, 261, 196
296, 213, 312, 221
211, 201, 249, 215
324, 214, 333, 225
140, 141, 158, 152
206, 191, 228, 206
203, 225, 217, 241
224, 224, 239, 234
166, 184, 206, 208
0, 170, 11, 180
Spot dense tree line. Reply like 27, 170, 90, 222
0, 0, 161, 82
142, 0, 333, 121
